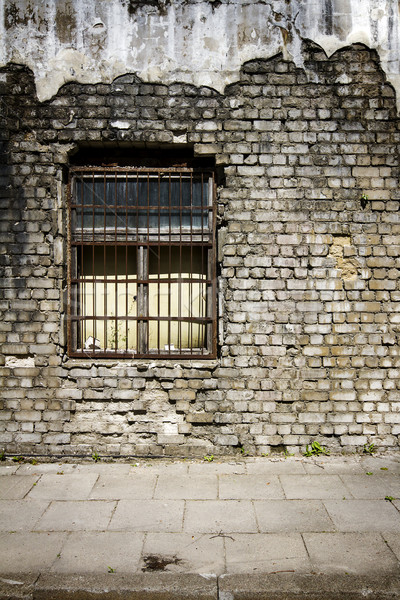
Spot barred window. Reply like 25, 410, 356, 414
67, 166, 216, 358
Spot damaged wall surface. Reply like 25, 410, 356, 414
1, 0, 400, 109
1, 0, 400, 457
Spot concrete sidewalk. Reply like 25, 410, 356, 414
1, 453, 400, 599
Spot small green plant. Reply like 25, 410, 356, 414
203, 454, 214, 462
109, 298, 135, 349
92, 452, 101, 462
381, 467, 388, 471
366, 472, 373, 476
107, 566, 116, 573
12, 456, 25, 463
240, 447, 249, 457
30, 458, 38, 465
284, 449, 294, 458
385, 496, 395, 502
360, 193, 369, 208
110, 319, 125, 350
0, 450, 5, 461
363, 443, 376, 455
261, 453, 269, 457
303, 441, 330, 457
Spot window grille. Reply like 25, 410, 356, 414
67, 167, 216, 358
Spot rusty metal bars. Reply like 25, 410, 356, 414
68, 167, 216, 359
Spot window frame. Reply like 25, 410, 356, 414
67, 165, 217, 359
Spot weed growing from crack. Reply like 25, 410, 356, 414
303, 441, 330, 457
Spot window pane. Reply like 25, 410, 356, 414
73, 172, 211, 238
148, 246, 208, 351
76, 246, 137, 352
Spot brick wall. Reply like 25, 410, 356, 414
1, 42, 400, 457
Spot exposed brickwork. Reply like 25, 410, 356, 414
1, 42, 400, 456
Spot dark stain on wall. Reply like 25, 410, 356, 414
324, 0, 333, 35
123, 0, 171, 16
55, 1, 77, 45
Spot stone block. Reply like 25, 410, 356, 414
168, 390, 196, 401
213, 434, 238, 446
186, 413, 214, 424
14, 410, 42, 422
43, 433, 71, 444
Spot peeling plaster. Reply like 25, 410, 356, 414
1, 0, 400, 109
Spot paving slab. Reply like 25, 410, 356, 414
184, 500, 257, 533
109, 499, 184, 532
188, 461, 246, 475
0, 499, 49, 531
35, 500, 115, 531
0, 532, 66, 574
254, 499, 335, 532
360, 455, 400, 473
323, 499, 400, 532
245, 458, 306, 475
279, 474, 352, 499
50, 532, 145, 574
0, 466, 19, 475
302, 457, 366, 474
154, 474, 218, 500
142, 533, 225, 574
303, 532, 400, 574
133, 462, 190, 475
27, 473, 98, 500
219, 474, 284, 499
90, 473, 157, 499
73, 463, 133, 475
340, 473, 400, 499
0, 456, 400, 593
16, 464, 79, 475
382, 532, 400, 562
224, 533, 311, 574
0, 476, 38, 499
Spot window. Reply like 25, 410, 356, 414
67, 165, 216, 358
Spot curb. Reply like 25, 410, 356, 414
219, 573, 400, 600
1, 572, 400, 600
0, 574, 217, 600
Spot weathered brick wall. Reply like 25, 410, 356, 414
1, 42, 400, 457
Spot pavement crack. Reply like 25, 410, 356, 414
106, 499, 119, 529
151, 473, 159, 499
269, 569, 295, 574
209, 532, 235, 541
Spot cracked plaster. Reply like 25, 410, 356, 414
0, 0, 399, 108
